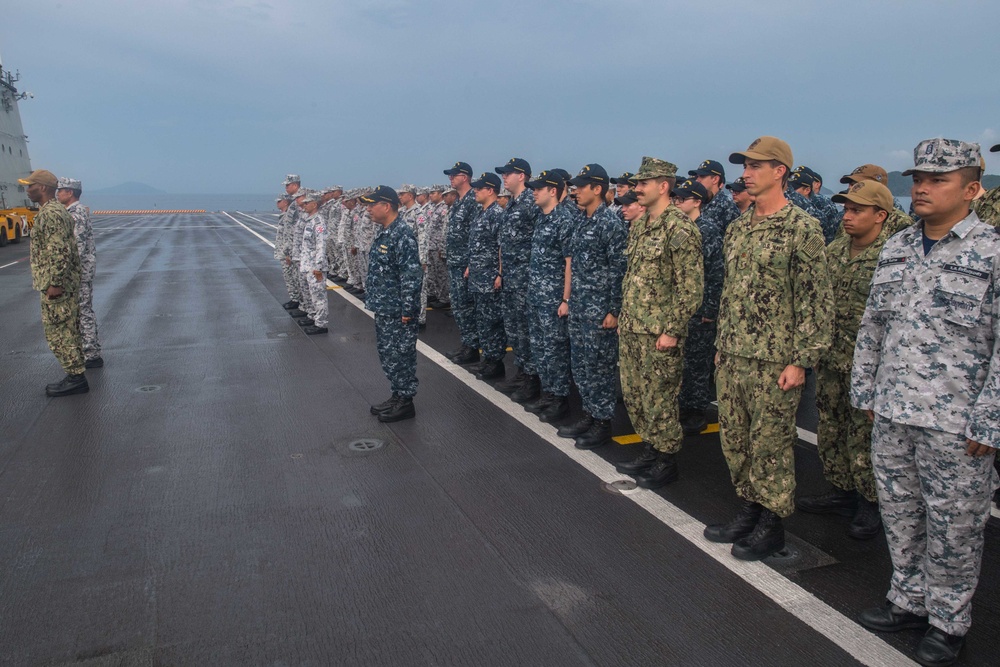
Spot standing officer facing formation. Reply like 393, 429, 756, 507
363, 186, 423, 423
21, 169, 89, 397
55, 177, 102, 369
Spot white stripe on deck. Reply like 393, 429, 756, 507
234, 211, 278, 229
222, 212, 275, 248
233, 215, 916, 667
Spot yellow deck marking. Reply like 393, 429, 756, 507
613, 423, 719, 445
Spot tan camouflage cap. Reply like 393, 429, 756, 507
632, 156, 678, 181
832, 180, 894, 212
18, 169, 58, 188
840, 164, 888, 185
902, 138, 981, 176
728, 136, 793, 170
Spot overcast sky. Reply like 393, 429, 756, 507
5, 0, 1000, 193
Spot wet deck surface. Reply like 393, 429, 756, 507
0, 211, 996, 666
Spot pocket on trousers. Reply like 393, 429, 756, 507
41, 298, 72, 327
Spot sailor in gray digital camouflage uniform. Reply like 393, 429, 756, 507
399, 184, 430, 327
56, 177, 102, 368
425, 184, 450, 308
298, 190, 330, 335
320, 186, 344, 280
278, 175, 303, 313
851, 138, 1000, 667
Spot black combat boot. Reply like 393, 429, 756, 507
495, 368, 527, 394
84, 357, 104, 369
557, 413, 593, 438
915, 627, 965, 666
476, 360, 505, 380
378, 395, 415, 422
297, 318, 314, 327
524, 392, 553, 414
704, 500, 763, 543
282, 300, 299, 310
451, 346, 480, 365
848, 496, 883, 540
288, 308, 308, 318
511, 375, 541, 404
538, 395, 569, 423
680, 410, 708, 436
731, 509, 784, 561
46, 373, 89, 397
303, 326, 328, 335
370, 393, 399, 415
615, 442, 658, 475
857, 600, 929, 633
635, 452, 678, 489
574, 418, 611, 450
795, 486, 857, 516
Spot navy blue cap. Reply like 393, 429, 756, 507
470, 172, 502, 192
789, 168, 817, 188
526, 170, 566, 190
688, 159, 726, 180
672, 179, 709, 202
360, 185, 400, 207
992, 144, 999, 153
550, 168, 572, 182
801, 166, 822, 183
725, 177, 748, 193
568, 163, 610, 187
443, 161, 473, 176
495, 157, 531, 176
611, 172, 635, 185
614, 190, 639, 206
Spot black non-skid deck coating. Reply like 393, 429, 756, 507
0, 212, 994, 666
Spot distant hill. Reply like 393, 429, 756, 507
888, 171, 999, 196
89, 181, 167, 195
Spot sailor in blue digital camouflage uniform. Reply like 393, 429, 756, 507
444, 161, 482, 366
465, 173, 507, 381
851, 138, 1000, 667
784, 170, 822, 221
689, 159, 741, 235
792, 166, 840, 244
522, 170, 575, 422
362, 186, 423, 423
557, 164, 628, 450
494, 158, 542, 403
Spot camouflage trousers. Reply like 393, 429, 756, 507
281, 259, 301, 302
716, 353, 800, 518
77, 275, 101, 362
342, 246, 359, 287
620, 331, 685, 454
528, 299, 570, 396
302, 271, 328, 328
569, 313, 618, 421
296, 266, 315, 318
472, 289, 506, 362
448, 265, 479, 349
815, 365, 876, 501
678, 319, 716, 414
419, 268, 428, 325
872, 416, 999, 636
357, 250, 370, 290
427, 251, 450, 302
502, 282, 535, 375
40, 292, 85, 376
325, 238, 344, 278
375, 314, 418, 397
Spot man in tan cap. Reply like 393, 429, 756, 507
615, 157, 704, 488
20, 169, 89, 397
704, 137, 833, 561
796, 180, 893, 541
839, 164, 913, 236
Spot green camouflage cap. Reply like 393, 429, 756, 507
632, 156, 678, 181
902, 138, 982, 176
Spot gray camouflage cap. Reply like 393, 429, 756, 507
282, 174, 301, 185
301, 191, 323, 204
429, 183, 447, 192
398, 183, 418, 194
902, 138, 982, 176
56, 177, 82, 190
632, 156, 678, 181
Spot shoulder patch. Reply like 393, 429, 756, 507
669, 228, 691, 250
801, 235, 824, 259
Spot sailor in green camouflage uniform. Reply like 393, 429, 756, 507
971, 143, 1000, 226
852, 139, 1000, 667
839, 164, 913, 236
616, 158, 704, 488
22, 169, 88, 397
705, 137, 833, 561
797, 180, 893, 540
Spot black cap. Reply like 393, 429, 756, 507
360, 185, 400, 207
671, 179, 709, 202
470, 172, 502, 192
611, 172, 635, 185
803, 166, 822, 183
443, 161, 473, 176
991, 144, 1000, 153
614, 190, 639, 206
550, 168, 572, 183
526, 170, 566, 190
725, 177, 748, 193
688, 159, 726, 180
789, 168, 816, 188
568, 163, 610, 187
495, 157, 531, 176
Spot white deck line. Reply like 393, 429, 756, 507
234, 211, 278, 229
235, 215, 916, 667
